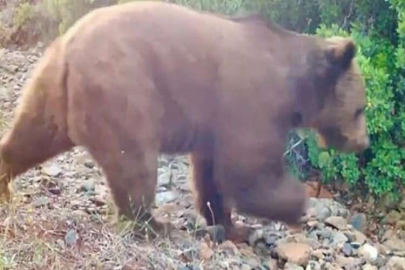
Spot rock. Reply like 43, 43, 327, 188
72, 210, 88, 217
32, 196, 51, 207
276, 243, 311, 266
317, 207, 332, 222
48, 184, 62, 195
382, 210, 401, 225
91, 195, 107, 206
80, 179, 96, 193
381, 229, 395, 242
345, 230, 367, 244
331, 232, 348, 248
158, 171, 172, 186
265, 234, 281, 246
243, 256, 261, 268
199, 242, 214, 260
312, 250, 324, 260
70, 200, 82, 208
218, 241, 239, 256
324, 263, 343, 270
249, 229, 264, 246
342, 243, 353, 256
375, 243, 390, 255
155, 191, 176, 205
307, 231, 318, 241
399, 199, 405, 212
383, 237, 405, 252
56, 239, 65, 249
181, 249, 199, 262
42, 165, 62, 177
305, 261, 320, 270
359, 243, 379, 263
284, 263, 304, 270
65, 229, 78, 247
325, 216, 347, 230
335, 255, 362, 269
362, 265, 377, 270
317, 228, 332, 240
350, 213, 367, 232
263, 259, 277, 270
387, 256, 405, 270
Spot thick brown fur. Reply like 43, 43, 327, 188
0, 1, 369, 241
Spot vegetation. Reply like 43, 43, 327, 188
1, 0, 404, 204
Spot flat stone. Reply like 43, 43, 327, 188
335, 255, 362, 269
42, 165, 62, 177
387, 256, 405, 270
345, 230, 367, 244
383, 238, 405, 252
325, 216, 347, 230
276, 242, 311, 266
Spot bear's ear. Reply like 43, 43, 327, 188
325, 37, 356, 70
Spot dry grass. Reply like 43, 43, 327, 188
0, 191, 211, 270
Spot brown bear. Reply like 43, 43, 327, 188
0, 1, 369, 241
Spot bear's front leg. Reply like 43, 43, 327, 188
215, 144, 308, 231
189, 152, 253, 243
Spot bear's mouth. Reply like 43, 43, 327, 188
315, 127, 348, 152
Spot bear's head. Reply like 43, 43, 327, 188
292, 36, 369, 153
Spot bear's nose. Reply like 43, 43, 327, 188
355, 136, 370, 152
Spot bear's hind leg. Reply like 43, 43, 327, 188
90, 145, 170, 239
190, 153, 252, 243
0, 109, 74, 200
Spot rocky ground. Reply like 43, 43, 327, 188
0, 47, 404, 270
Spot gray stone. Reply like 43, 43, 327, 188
342, 243, 353, 256
65, 229, 78, 247
307, 231, 318, 241
350, 213, 367, 232
158, 171, 172, 186
331, 232, 348, 246
155, 190, 176, 205
317, 228, 332, 239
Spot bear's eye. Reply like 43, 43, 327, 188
354, 106, 366, 119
